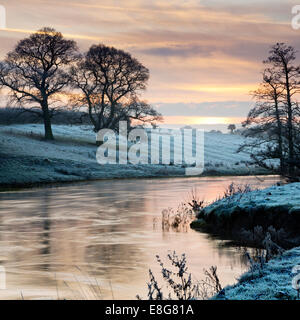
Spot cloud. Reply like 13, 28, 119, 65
139, 44, 215, 57
0, 0, 299, 114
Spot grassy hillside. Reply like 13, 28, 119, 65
0, 124, 267, 187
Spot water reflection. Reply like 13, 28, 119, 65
0, 175, 279, 299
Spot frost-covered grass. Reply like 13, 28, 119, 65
0, 124, 266, 187
191, 182, 300, 247
217, 246, 300, 300
199, 182, 300, 219
190, 182, 300, 299
187, 183, 300, 300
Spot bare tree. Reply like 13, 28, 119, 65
239, 44, 300, 177
227, 124, 236, 134
69, 44, 161, 132
264, 43, 300, 174
240, 68, 286, 174
0, 27, 78, 140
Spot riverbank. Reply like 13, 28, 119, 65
215, 246, 300, 300
0, 124, 267, 189
191, 182, 300, 248
189, 183, 300, 299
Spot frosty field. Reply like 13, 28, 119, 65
0, 124, 266, 188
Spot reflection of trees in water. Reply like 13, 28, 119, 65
0, 177, 275, 297
211, 241, 264, 270
0, 182, 152, 291
40, 193, 51, 260
84, 181, 151, 281
0, 190, 55, 288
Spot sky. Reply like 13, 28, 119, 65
0, 0, 299, 130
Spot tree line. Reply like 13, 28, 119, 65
239, 42, 300, 178
0, 27, 162, 140
1, 28, 299, 178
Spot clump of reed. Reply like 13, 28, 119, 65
161, 188, 205, 231
161, 204, 195, 232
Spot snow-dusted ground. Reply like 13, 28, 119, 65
190, 182, 300, 300
201, 182, 300, 218
0, 124, 265, 187
191, 182, 300, 246
218, 246, 300, 300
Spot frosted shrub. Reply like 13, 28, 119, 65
263, 232, 284, 261
240, 230, 285, 283
223, 182, 253, 202
186, 188, 205, 216
243, 251, 266, 280
137, 251, 222, 300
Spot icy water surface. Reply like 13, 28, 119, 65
0, 175, 279, 299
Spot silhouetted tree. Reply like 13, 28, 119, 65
240, 68, 287, 174
0, 27, 78, 140
264, 43, 300, 175
69, 44, 161, 132
227, 124, 236, 134
240, 43, 300, 177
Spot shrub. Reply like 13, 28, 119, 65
137, 251, 222, 300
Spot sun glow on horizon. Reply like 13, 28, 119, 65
0, 0, 294, 120
163, 116, 244, 125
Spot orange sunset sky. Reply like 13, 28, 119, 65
0, 0, 299, 128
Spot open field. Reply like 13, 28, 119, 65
0, 124, 267, 188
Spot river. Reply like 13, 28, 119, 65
0, 175, 279, 299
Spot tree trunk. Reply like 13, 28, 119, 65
41, 100, 54, 140
274, 94, 284, 174
283, 64, 294, 175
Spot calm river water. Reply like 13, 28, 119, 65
0, 175, 279, 299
